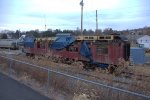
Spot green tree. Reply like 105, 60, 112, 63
15, 30, 21, 38
1, 34, 8, 39
33, 30, 40, 38
103, 28, 113, 34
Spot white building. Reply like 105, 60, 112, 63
137, 35, 150, 49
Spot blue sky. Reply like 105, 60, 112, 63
0, 0, 150, 31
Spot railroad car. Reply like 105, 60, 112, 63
23, 34, 130, 73
0, 39, 19, 49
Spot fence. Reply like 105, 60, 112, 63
0, 55, 150, 100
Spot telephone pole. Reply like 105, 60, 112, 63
96, 10, 98, 34
44, 15, 47, 31
80, 0, 84, 35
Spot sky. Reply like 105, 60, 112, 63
0, 0, 150, 31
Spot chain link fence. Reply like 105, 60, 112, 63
0, 55, 150, 100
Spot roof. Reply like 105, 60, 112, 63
23, 36, 35, 48
137, 35, 150, 41
50, 36, 76, 50
126, 35, 144, 40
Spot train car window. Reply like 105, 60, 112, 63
99, 37, 104, 39
66, 46, 78, 52
69, 47, 74, 52
48, 41, 52, 46
96, 45, 108, 55
84, 37, 88, 39
119, 43, 121, 47
114, 36, 121, 39
41, 41, 46, 49
89, 37, 94, 39
105, 36, 111, 39
37, 42, 40, 48
74, 47, 78, 52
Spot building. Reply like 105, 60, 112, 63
137, 35, 150, 49
130, 47, 146, 64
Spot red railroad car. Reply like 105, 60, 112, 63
23, 34, 130, 73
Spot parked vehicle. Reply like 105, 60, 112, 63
0, 39, 19, 49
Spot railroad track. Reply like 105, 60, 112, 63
1, 54, 150, 95
121, 71, 150, 82
15, 54, 150, 83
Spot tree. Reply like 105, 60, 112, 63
33, 30, 40, 38
95, 29, 102, 35
83, 29, 87, 35
103, 28, 113, 34
74, 27, 81, 35
1, 34, 8, 39
15, 30, 21, 38
87, 29, 94, 35
54, 29, 62, 34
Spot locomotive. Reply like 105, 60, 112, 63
22, 34, 130, 73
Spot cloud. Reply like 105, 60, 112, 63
1, 0, 150, 31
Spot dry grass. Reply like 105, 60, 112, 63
14, 65, 48, 84
15, 55, 150, 93
131, 65, 150, 75
0, 55, 150, 100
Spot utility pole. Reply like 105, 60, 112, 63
45, 24, 47, 31
96, 10, 98, 34
44, 15, 47, 31
80, 0, 84, 35
44, 15, 48, 38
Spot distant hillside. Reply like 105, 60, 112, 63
0, 26, 150, 38
117, 26, 150, 35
